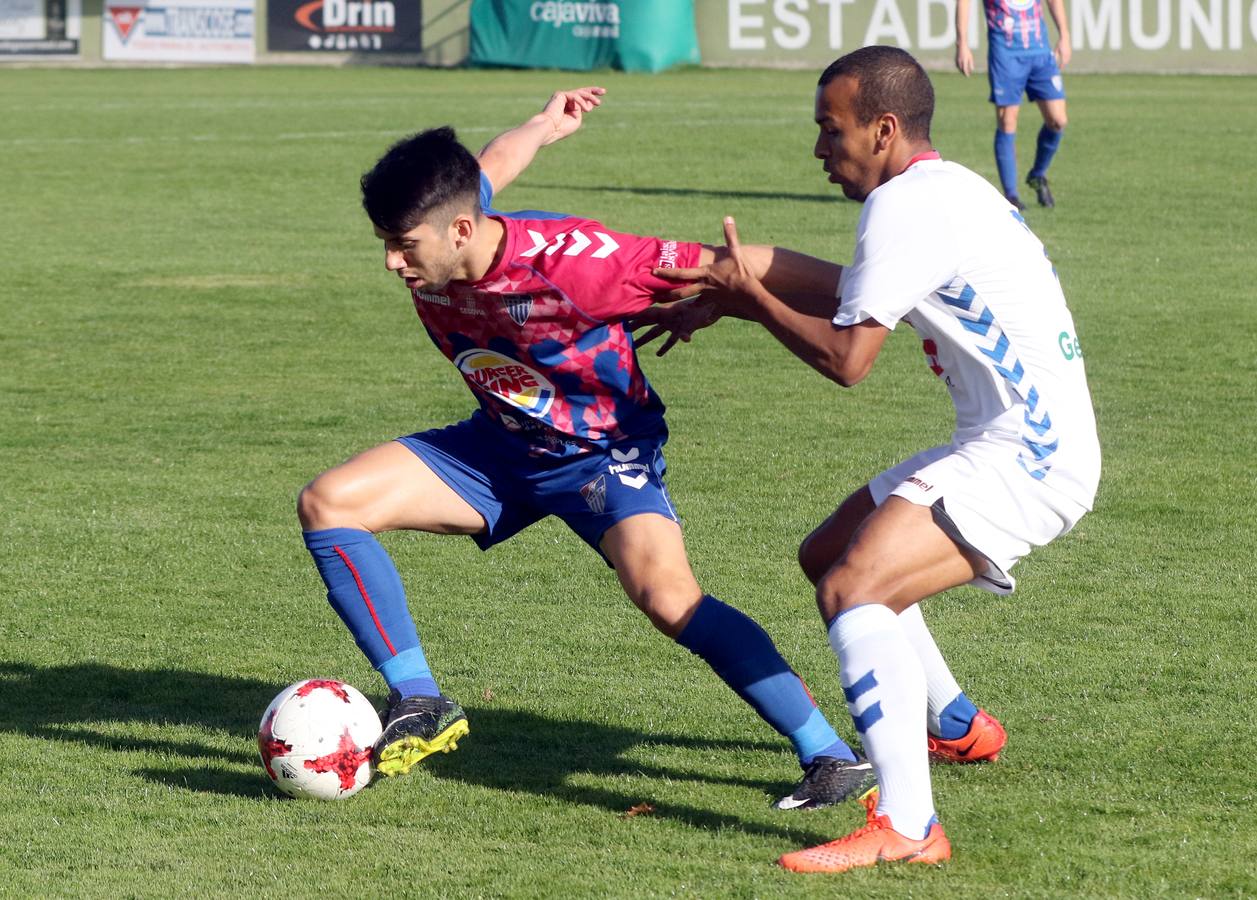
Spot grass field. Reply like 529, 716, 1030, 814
2, 64, 1255, 897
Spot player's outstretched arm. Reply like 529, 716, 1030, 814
657, 241, 843, 319
656, 218, 888, 385
476, 87, 606, 196
632, 241, 841, 356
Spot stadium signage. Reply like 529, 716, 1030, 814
0, 0, 82, 56
698, 0, 1257, 72
469, 0, 700, 72
529, 1, 620, 37
102, 0, 255, 61
267, 0, 421, 52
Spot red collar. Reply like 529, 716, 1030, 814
901, 150, 941, 173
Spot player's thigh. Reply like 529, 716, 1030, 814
601, 513, 703, 636
298, 440, 486, 535
1025, 53, 1066, 122
995, 103, 1021, 131
798, 485, 876, 585
818, 497, 984, 619
988, 51, 1028, 112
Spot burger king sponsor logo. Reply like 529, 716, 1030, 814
454, 349, 554, 417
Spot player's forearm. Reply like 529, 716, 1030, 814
476, 115, 556, 196
739, 280, 870, 387
720, 244, 843, 319
955, 0, 970, 45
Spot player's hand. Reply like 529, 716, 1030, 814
629, 297, 722, 357
653, 217, 759, 310
1054, 37, 1072, 68
955, 44, 974, 76
540, 86, 606, 145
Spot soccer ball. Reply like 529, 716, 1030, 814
257, 679, 383, 800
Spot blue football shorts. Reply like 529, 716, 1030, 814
396, 415, 679, 559
987, 50, 1065, 106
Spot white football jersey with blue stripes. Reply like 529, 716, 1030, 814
834, 158, 1100, 510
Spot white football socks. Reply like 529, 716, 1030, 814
898, 603, 964, 737
829, 603, 937, 839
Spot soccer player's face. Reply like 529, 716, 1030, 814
813, 77, 882, 202
376, 220, 462, 292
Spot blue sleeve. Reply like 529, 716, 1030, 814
478, 168, 569, 221
479, 170, 497, 214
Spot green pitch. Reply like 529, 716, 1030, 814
1, 65, 1254, 897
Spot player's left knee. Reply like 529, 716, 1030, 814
630, 583, 703, 638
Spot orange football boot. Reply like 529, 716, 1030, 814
928, 708, 1007, 763
778, 808, 951, 873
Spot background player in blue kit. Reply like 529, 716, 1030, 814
956, 0, 1071, 208
296, 87, 877, 810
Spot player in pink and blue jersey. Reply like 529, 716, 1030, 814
295, 88, 875, 810
956, 0, 1071, 209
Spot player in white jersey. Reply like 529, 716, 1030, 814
639, 45, 1100, 872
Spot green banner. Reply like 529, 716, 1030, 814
694, 0, 1257, 74
469, 0, 701, 71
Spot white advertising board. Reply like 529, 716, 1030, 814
103, 0, 255, 62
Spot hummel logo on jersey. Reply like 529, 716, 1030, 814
608, 447, 648, 489
904, 475, 933, 492
520, 228, 620, 260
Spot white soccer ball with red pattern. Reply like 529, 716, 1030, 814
257, 679, 383, 800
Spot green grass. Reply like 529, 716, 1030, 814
2, 65, 1255, 897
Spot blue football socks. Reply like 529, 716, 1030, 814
934, 692, 980, 740
676, 595, 857, 765
994, 130, 1019, 198
1029, 124, 1064, 180
303, 527, 440, 698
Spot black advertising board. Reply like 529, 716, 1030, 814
267, 0, 420, 52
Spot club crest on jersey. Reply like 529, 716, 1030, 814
454, 349, 554, 417
502, 293, 533, 326
581, 475, 607, 514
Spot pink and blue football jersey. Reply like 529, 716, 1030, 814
984, 0, 1050, 54
408, 187, 700, 458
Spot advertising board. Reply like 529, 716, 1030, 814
0, 0, 80, 56
267, 0, 422, 53
102, 0, 255, 62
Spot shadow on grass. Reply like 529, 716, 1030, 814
0, 661, 842, 842
521, 181, 845, 205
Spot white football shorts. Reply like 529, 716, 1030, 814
868, 439, 1089, 594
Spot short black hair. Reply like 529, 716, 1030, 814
818, 46, 935, 142
360, 126, 481, 233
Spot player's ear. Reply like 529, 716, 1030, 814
450, 213, 475, 249
875, 113, 897, 152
